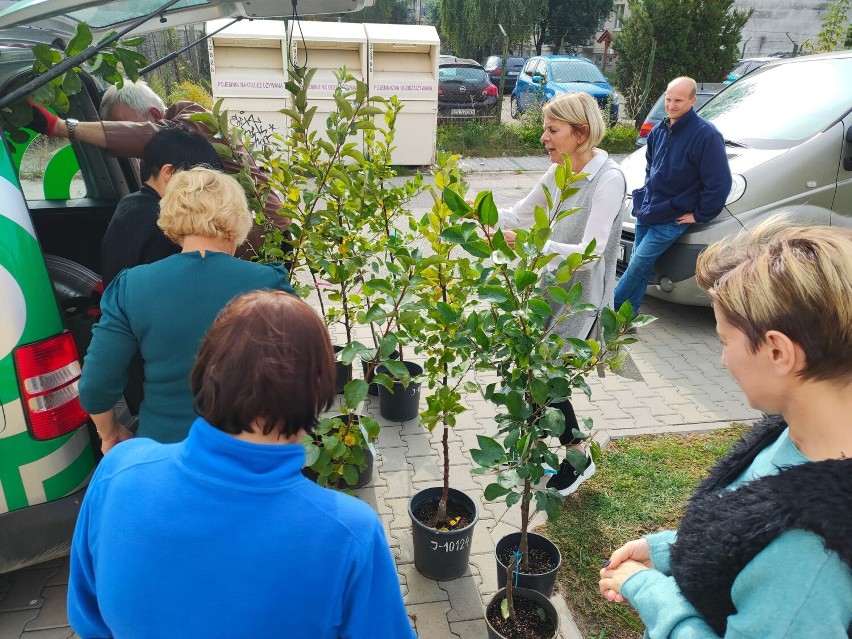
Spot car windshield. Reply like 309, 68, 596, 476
550, 60, 606, 84
507, 58, 524, 66
700, 57, 852, 149
439, 66, 488, 83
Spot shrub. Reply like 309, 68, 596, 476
167, 80, 213, 109
601, 124, 638, 153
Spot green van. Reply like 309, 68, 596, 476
0, 0, 371, 573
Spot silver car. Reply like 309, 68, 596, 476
617, 50, 852, 306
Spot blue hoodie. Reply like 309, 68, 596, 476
632, 107, 732, 225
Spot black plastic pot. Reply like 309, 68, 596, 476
409, 487, 479, 581
334, 345, 352, 394
495, 532, 562, 597
485, 587, 559, 639
377, 361, 423, 421
361, 350, 400, 396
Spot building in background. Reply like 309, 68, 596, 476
583, 0, 828, 70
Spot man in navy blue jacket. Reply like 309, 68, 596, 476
615, 76, 731, 313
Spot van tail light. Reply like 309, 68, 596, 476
483, 84, 499, 97
438, 87, 443, 95
14, 331, 89, 440
492, 67, 502, 76
639, 121, 654, 138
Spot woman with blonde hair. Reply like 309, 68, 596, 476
493, 91, 627, 495
600, 220, 852, 637
80, 168, 296, 451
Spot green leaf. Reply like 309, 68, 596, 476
210, 142, 234, 159
478, 285, 509, 303
189, 111, 220, 132
471, 435, 504, 467
342, 464, 359, 487
475, 191, 498, 226
342, 379, 368, 409
383, 360, 411, 381
484, 483, 511, 500
546, 286, 572, 305
533, 204, 549, 229
506, 392, 532, 419
536, 607, 546, 621
505, 491, 521, 507
66, 23, 93, 56
61, 71, 82, 97
601, 307, 619, 343
32, 44, 55, 70
500, 597, 510, 619
443, 186, 471, 216
121, 36, 146, 47
461, 240, 492, 259
514, 270, 537, 292
529, 379, 549, 407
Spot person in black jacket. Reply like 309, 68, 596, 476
100, 124, 223, 286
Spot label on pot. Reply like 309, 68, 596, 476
430, 535, 471, 553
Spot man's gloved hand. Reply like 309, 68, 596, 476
27, 100, 59, 136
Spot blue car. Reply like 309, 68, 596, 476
511, 55, 619, 124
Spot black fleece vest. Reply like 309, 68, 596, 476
668, 416, 852, 636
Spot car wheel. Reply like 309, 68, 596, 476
510, 95, 520, 119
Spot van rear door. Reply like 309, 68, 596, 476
0, 0, 374, 36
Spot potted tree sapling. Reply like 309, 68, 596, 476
441, 159, 651, 636
405, 152, 485, 580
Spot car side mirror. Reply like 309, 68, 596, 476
532, 75, 543, 84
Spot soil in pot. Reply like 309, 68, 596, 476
486, 591, 557, 639
496, 546, 557, 576
412, 495, 475, 530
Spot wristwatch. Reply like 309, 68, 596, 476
65, 118, 80, 142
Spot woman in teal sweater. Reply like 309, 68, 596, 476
599, 220, 852, 638
79, 167, 295, 451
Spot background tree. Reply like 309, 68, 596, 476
613, 0, 751, 122
801, 0, 850, 53
438, 0, 537, 60
539, 0, 614, 55
336, 0, 411, 23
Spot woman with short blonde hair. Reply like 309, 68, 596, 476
491, 90, 627, 496
600, 219, 852, 637
158, 167, 253, 247
80, 168, 296, 451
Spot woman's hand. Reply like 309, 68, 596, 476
91, 410, 134, 455
100, 425, 134, 455
486, 228, 516, 248
599, 560, 649, 602
599, 538, 653, 602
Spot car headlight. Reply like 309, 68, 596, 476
726, 174, 746, 206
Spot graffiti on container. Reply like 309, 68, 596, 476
229, 111, 278, 147
430, 535, 471, 553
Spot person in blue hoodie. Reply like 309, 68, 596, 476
68, 290, 415, 639
614, 76, 731, 313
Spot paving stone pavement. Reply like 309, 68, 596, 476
1, 158, 760, 638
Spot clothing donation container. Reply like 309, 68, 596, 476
364, 23, 439, 166
287, 20, 369, 152
207, 19, 289, 149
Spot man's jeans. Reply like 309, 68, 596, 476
614, 220, 688, 314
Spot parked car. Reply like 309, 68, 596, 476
0, 0, 369, 575
511, 55, 619, 124
438, 61, 499, 121
636, 82, 726, 146
723, 56, 776, 84
482, 55, 525, 93
616, 51, 852, 306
